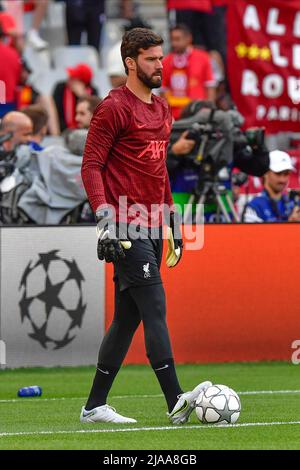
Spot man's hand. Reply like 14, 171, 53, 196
288, 205, 300, 222
166, 212, 183, 268
96, 209, 131, 263
171, 130, 196, 156
68, 79, 87, 98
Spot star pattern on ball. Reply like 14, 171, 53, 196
19, 292, 34, 323
196, 385, 241, 425
19, 261, 34, 289
67, 295, 87, 329
28, 321, 52, 349
18, 250, 86, 350
34, 250, 61, 271
37, 276, 65, 319
63, 258, 85, 288
53, 331, 76, 350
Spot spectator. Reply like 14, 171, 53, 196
0, 9, 24, 53
25, 0, 49, 50
120, 0, 135, 20
0, 110, 32, 150
16, 59, 40, 109
16, 59, 60, 136
243, 151, 300, 223
3, 0, 49, 51
65, 0, 105, 50
53, 63, 98, 132
162, 24, 216, 119
75, 96, 102, 129
21, 104, 48, 150
0, 22, 22, 117
166, 0, 227, 63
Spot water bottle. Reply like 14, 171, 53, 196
17, 385, 42, 397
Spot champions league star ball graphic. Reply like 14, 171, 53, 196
195, 384, 241, 425
19, 250, 86, 350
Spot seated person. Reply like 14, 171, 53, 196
75, 96, 102, 129
53, 63, 98, 132
243, 150, 300, 222
21, 104, 49, 151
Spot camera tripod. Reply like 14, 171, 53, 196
183, 180, 241, 224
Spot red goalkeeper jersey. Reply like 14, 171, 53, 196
81, 86, 174, 226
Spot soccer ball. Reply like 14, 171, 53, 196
195, 384, 241, 425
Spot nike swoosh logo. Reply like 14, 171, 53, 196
170, 400, 189, 417
82, 410, 96, 418
98, 368, 109, 375
136, 123, 146, 129
154, 364, 169, 371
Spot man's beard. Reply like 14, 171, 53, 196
136, 64, 162, 89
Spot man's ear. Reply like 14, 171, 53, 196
125, 57, 136, 72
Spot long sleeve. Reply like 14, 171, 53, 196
81, 98, 125, 212
164, 169, 174, 208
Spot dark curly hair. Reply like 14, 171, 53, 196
121, 27, 164, 75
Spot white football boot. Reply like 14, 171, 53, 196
80, 405, 137, 424
168, 380, 212, 425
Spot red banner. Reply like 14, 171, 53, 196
227, 0, 300, 134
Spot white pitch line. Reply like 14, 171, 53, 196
1, 389, 300, 404
238, 390, 300, 396
1, 421, 300, 438
0, 394, 163, 404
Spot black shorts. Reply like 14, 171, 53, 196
113, 226, 163, 291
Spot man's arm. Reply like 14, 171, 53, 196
206, 86, 216, 103
164, 169, 174, 208
203, 52, 217, 103
81, 98, 124, 212
81, 97, 132, 263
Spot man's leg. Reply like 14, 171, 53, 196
128, 283, 212, 424
65, 2, 84, 46
85, 279, 141, 411
86, 3, 104, 50
128, 283, 183, 413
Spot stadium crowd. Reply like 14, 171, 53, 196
0, 0, 299, 225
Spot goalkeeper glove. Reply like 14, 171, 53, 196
96, 208, 131, 263
166, 211, 183, 268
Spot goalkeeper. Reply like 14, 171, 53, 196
81, 27, 211, 425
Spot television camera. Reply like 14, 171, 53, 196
169, 104, 269, 223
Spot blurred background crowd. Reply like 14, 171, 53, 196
0, 0, 300, 225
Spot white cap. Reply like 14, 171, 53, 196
269, 150, 294, 173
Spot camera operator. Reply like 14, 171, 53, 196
167, 99, 270, 222
242, 150, 300, 223
0, 111, 32, 151
167, 100, 212, 194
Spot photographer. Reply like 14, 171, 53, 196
167, 100, 214, 195
0, 111, 33, 223
167, 100, 269, 222
242, 151, 300, 223
0, 111, 32, 151
167, 129, 197, 192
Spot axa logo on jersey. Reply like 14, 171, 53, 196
137, 141, 167, 160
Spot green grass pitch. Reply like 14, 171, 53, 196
0, 362, 300, 450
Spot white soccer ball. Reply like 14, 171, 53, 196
195, 384, 241, 425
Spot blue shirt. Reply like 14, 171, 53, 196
244, 190, 295, 222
